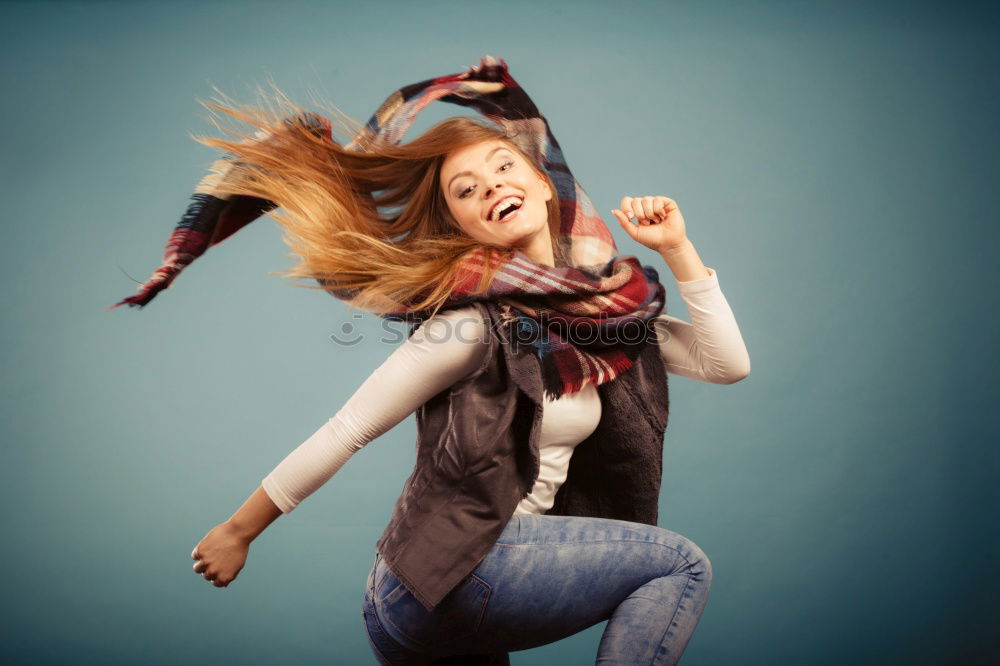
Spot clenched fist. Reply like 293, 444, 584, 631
191, 522, 250, 588
611, 196, 687, 254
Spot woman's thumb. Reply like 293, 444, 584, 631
613, 210, 637, 240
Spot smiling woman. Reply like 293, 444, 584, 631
439, 139, 558, 267
172, 107, 566, 321
116, 56, 743, 666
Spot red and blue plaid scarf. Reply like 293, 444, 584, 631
109, 55, 667, 398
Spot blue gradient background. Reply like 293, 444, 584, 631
1, 1, 997, 664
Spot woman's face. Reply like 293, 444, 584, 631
439, 139, 553, 251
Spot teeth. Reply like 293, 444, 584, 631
490, 196, 523, 222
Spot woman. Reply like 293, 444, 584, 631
113, 56, 750, 664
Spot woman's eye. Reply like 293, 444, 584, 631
457, 160, 515, 199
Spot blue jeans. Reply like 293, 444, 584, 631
361, 513, 713, 665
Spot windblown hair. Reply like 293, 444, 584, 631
190, 83, 564, 319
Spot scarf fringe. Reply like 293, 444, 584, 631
538, 335, 649, 401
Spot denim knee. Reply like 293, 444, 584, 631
685, 537, 713, 589
656, 528, 713, 587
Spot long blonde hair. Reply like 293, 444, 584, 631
190, 84, 564, 320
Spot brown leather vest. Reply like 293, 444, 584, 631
374, 300, 670, 612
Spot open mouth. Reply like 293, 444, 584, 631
488, 196, 523, 223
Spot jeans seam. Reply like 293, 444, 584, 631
363, 608, 396, 665
469, 573, 492, 631
494, 537, 697, 568
650, 571, 694, 666
493, 536, 701, 665
381, 580, 407, 607
382, 574, 492, 649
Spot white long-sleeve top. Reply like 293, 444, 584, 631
261, 267, 750, 515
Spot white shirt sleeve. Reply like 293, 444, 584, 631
261, 306, 489, 513
651, 267, 752, 384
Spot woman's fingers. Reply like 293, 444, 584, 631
191, 539, 218, 580
189, 525, 249, 588
618, 196, 633, 221
618, 195, 679, 225
620, 196, 669, 225
612, 195, 686, 253
619, 196, 647, 225
634, 197, 652, 225
656, 196, 676, 219
639, 196, 655, 221
192, 544, 206, 574
192, 543, 209, 574
195, 560, 229, 586
611, 209, 639, 241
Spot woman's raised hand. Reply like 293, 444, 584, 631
191, 522, 251, 588
611, 196, 687, 254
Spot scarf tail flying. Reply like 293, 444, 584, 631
109, 55, 667, 397
110, 56, 617, 310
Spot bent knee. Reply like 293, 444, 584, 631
656, 528, 713, 584
686, 539, 713, 586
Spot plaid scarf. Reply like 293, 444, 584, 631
109, 55, 667, 398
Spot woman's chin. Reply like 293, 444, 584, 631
484, 216, 545, 243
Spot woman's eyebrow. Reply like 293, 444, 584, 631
447, 147, 512, 190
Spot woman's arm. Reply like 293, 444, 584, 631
658, 238, 711, 282
259, 305, 489, 514
651, 263, 751, 384
611, 196, 750, 384
191, 306, 489, 587
190, 486, 282, 588
226, 485, 283, 542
